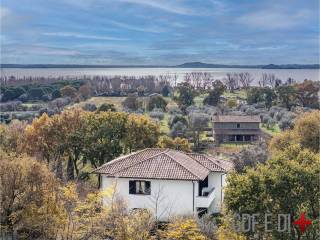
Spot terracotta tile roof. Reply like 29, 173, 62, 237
187, 153, 233, 172
94, 148, 232, 181
213, 115, 261, 123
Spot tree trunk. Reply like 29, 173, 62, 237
73, 159, 79, 177
55, 158, 63, 181
67, 156, 74, 181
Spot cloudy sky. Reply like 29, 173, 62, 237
1, 0, 319, 65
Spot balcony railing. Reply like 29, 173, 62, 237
195, 187, 215, 208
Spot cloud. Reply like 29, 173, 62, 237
43, 32, 127, 41
237, 9, 312, 30
110, 20, 166, 33
118, 0, 195, 15
0, 6, 28, 30
2, 44, 81, 56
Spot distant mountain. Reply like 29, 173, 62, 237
1, 62, 319, 69
261, 64, 320, 69
175, 62, 320, 69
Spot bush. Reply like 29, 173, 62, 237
233, 142, 268, 172
0, 101, 22, 112
170, 121, 188, 138
226, 98, 237, 108
1, 87, 26, 102
97, 103, 116, 112
122, 95, 140, 111
27, 87, 46, 100
169, 114, 188, 128
17, 93, 28, 102
82, 103, 97, 112
51, 89, 61, 99
148, 95, 167, 111
49, 97, 71, 109
60, 85, 78, 98
149, 108, 164, 120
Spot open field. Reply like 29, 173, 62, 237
223, 90, 247, 99
71, 96, 126, 110
260, 124, 281, 136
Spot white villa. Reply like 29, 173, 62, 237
94, 148, 233, 221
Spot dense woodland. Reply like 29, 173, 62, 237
0, 72, 319, 239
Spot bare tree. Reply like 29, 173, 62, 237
224, 73, 239, 92
171, 73, 179, 87
259, 73, 269, 87
202, 72, 213, 89
148, 184, 175, 224
238, 72, 254, 89
259, 73, 276, 88
190, 72, 203, 89
184, 73, 192, 85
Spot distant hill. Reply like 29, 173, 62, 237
1, 62, 319, 69
175, 62, 320, 69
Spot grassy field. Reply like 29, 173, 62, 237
194, 94, 208, 107
71, 96, 126, 111
260, 124, 281, 136
223, 90, 247, 99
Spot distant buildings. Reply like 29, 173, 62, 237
212, 115, 261, 144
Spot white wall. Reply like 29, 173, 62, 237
208, 172, 226, 213
101, 176, 195, 221
101, 173, 227, 220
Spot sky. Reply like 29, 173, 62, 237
0, 0, 319, 65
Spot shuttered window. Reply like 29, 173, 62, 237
129, 180, 151, 195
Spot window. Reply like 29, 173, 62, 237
236, 123, 241, 128
129, 180, 151, 195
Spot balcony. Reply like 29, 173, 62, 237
195, 187, 215, 208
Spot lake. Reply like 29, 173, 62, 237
1, 67, 319, 84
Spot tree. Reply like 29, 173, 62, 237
51, 89, 61, 99
137, 85, 145, 96
169, 114, 188, 128
97, 103, 116, 112
276, 85, 298, 110
224, 73, 239, 93
226, 99, 237, 108
0, 152, 64, 239
78, 84, 92, 99
203, 80, 226, 106
148, 95, 168, 111
157, 136, 191, 152
247, 87, 276, 109
0, 120, 27, 154
188, 112, 210, 150
294, 80, 320, 109
225, 146, 320, 239
27, 87, 46, 100
124, 114, 160, 153
238, 72, 254, 89
1, 87, 26, 102
270, 110, 320, 153
84, 111, 127, 168
25, 113, 60, 164
175, 82, 196, 109
232, 141, 268, 172
122, 94, 140, 111
162, 85, 171, 97
60, 85, 78, 98
170, 121, 187, 138
259, 73, 276, 88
